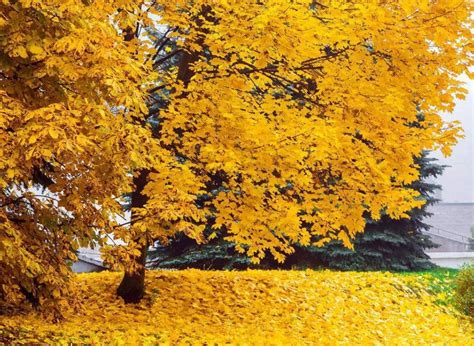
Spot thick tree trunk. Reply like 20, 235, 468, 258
117, 25, 151, 304
117, 170, 149, 303
116, 242, 148, 303
117, 6, 209, 303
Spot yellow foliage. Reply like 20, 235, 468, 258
0, 0, 155, 308
0, 270, 472, 344
2, 0, 474, 309
137, 0, 474, 263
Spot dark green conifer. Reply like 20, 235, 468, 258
149, 151, 443, 271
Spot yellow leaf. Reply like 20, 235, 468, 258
48, 128, 59, 139
41, 148, 52, 157
17, 46, 28, 59
6, 168, 15, 178
29, 135, 38, 144
338, 231, 354, 250
28, 44, 44, 55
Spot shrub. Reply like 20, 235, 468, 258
454, 263, 474, 317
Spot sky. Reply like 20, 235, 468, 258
433, 78, 474, 203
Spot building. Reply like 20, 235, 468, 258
71, 248, 107, 273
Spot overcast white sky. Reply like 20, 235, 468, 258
434, 78, 474, 203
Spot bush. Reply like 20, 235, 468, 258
454, 263, 474, 317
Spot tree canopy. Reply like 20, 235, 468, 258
0, 0, 154, 308
136, 0, 472, 260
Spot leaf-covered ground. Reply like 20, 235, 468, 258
1, 270, 471, 344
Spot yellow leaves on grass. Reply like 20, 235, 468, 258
0, 270, 472, 344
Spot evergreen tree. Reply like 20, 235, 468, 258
149, 151, 444, 271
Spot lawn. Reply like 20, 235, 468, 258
0, 269, 471, 344
398, 268, 459, 307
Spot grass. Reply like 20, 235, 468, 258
399, 267, 459, 306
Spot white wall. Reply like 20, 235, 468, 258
71, 260, 104, 273
434, 79, 474, 203
427, 252, 474, 269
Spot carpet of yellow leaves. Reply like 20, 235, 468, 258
1, 270, 471, 344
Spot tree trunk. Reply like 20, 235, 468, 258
116, 242, 148, 303
117, 170, 150, 303
117, 6, 209, 303
117, 25, 152, 304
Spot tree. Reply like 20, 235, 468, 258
282, 151, 445, 271
150, 151, 444, 272
121, 0, 472, 301
0, 0, 154, 311
148, 236, 251, 270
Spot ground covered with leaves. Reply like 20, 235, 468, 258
1, 270, 471, 344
